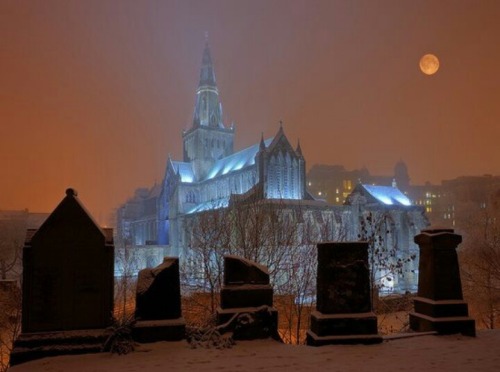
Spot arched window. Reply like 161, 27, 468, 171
186, 191, 196, 203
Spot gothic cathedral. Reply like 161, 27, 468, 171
157, 42, 310, 252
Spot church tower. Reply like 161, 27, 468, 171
182, 40, 234, 181
394, 161, 410, 192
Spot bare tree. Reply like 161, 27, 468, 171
460, 206, 500, 329
0, 282, 21, 371
114, 241, 140, 322
183, 205, 231, 319
356, 209, 419, 335
0, 212, 26, 370
0, 212, 27, 281
183, 199, 346, 344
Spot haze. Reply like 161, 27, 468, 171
2, 0, 500, 224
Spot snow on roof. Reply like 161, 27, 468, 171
362, 185, 411, 206
172, 161, 194, 183
205, 138, 273, 180
185, 197, 230, 214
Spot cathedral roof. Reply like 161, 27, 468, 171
360, 184, 411, 206
186, 197, 229, 214
171, 161, 194, 183
205, 137, 273, 180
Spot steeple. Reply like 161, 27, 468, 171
192, 39, 224, 129
296, 139, 302, 156
199, 39, 217, 88
259, 132, 266, 150
183, 39, 235, 181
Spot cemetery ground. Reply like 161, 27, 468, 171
5, 276, 499, 369
8, 330, 500, 371
5, 290, 500, 371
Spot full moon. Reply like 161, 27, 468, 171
419, 54, 440, 75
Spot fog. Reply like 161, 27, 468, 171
2, 0, 500, 223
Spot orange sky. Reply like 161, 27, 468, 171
1, 0, 500, 224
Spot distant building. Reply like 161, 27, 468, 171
0, 209, 49, 280
409, 175, 500, 230
116, 185, 161, 247
307, 160, 410, 206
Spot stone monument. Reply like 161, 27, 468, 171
133, 257, 185, 342
409, 228, 475, 336
10, 188, 114, 365
216, 255, 279, 340
307, 242, 382, 346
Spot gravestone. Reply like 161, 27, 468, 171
216, 255, 278, 340
133, 257, 185, 342
409, 228, 475, 336
307, 242, 382, 346
10, 188, 114, 365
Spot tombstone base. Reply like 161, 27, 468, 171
409, 297, 475, 336
216, 306, 279, 340
132, 318, 185, 343
306, 311, 382, 346
10, 328, 108, 366
306, 330, 383, 346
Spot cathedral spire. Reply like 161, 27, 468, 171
259, 132, 266, 150
192, 39, 224, 128
296, 139, 302, 156
198, 39, 217, 89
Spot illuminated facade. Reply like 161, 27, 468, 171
116, 43, 428, 293
157, 42, 308, 252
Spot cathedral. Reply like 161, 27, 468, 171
157, 42, 310, 252
116, 41, 428, 293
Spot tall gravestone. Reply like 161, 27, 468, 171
307, 242, 382, 346
133, 257, 185, 342
10, 189, 114, 365
409, 228, 475, 336
216, 255, 279, 340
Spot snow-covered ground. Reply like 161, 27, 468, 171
10, 330, 500, 372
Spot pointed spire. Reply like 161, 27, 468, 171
260, 132, 266, 150
192, 38, 224, 128
198, 38, 217, 88
276, 120, 284, 136
296, 139, 302, 155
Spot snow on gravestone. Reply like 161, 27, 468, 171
133, 257, 185, 342
217, 255, 278, 340
135, 257, 181, 320
220, 255, 273, 309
